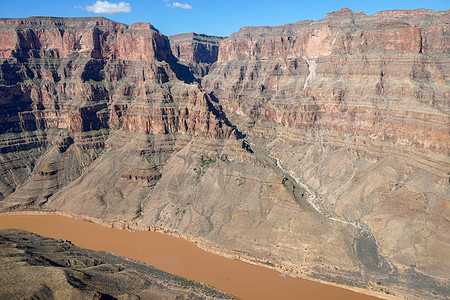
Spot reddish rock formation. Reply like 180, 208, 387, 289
203, 8, 449, 154
0, 17, 172, 61
0, 10, 448, 300
169, 33, 225, 78
169, 33, 224, 64
0, 17, 234, 139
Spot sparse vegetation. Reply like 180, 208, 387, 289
175, 207, 187, 216
136, 203, 144, 218
263, 261, 275, 267
389, 182, 403, 191
195, 157, 217, 178
201, 157, 217, 167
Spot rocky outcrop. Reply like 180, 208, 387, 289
169, 33, 224, 64
0, 229, 234, 299
0, 10, 448, 300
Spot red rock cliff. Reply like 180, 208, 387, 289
0, 17, 234, 139
202, 8, 449, 153
169, 33, 224, 64
0, 17, 174, 61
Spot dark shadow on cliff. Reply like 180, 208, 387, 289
168, 61, 196, 84
207, 92, 246, 140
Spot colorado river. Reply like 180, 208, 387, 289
0, 214, 379, 299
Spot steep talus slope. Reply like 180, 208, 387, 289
0, 16, 235, 209
201, 8, 449, 298
0, 129, 108, 208
0, 10, 448, 299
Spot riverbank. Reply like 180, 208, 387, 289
0, 210, 388, 299
0, 228, 234, 299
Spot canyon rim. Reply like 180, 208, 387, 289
0, 7, 449, 299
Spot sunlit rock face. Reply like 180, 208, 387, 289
169, 32, 224, 64
0, 16, 233, 137
203, 8, 449, 154
0, 9, 448, 300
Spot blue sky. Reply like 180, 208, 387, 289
1, 0, 448, 36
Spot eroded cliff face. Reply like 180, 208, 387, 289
169, 33, 224, 64
169, 33, 224, 78
0, 10, 448, 300
203, 8, 449, 154
0, 17, 233, 138
0, 17, 173, 61
200, 8, 449, 298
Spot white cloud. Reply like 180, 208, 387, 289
172, 2, 192, 9
85, 1, 131, 14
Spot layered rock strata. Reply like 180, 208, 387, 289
0, 10, 448, 300
169, 33, 224, 78
203, 8, 449, 154
0, 17, 233, 138
169, 33, 224, 64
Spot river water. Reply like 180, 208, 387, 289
0, 215, 379, 299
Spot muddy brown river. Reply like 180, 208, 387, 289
0, 215, 379, 299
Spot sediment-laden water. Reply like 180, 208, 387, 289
0, 215, 379, 299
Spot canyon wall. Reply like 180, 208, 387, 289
169, 32, 224, 78
203, 8, 449, 154
0, 10, 448, 299
169, 32, 224, 64
201, 8, 449, 298
0, 17, 233, 138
